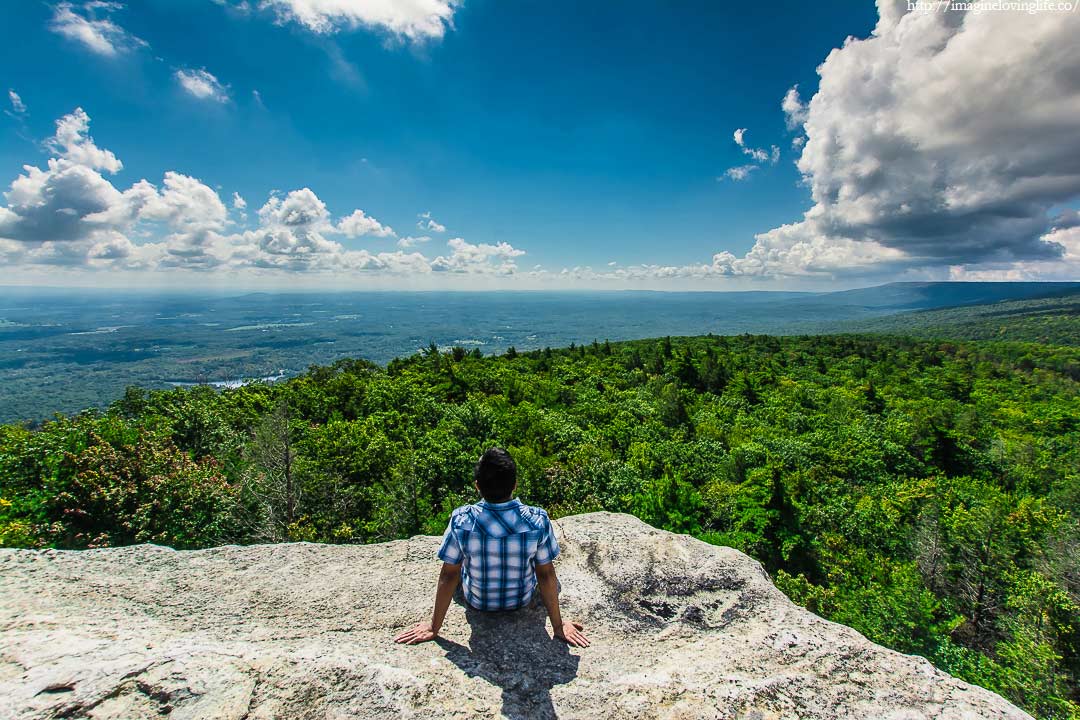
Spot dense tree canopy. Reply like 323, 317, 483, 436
2, 333, 1078, 718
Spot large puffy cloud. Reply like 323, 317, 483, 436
338, 208, 395, 237
142, 173, 232, 269
258, 0, 461, 40
48, 2, 147, 57
258, 187, 329, 228
337, 248, 431, 273
725, 0, 1080, 278
0, 110, 130, 255
234, 189, 339, 270
235, 193, 452, 274
140, 172, 229, 230
46, 108, 122, 173
235, 188, 392, 272
1, 160, 124, 244
0, 109, 230, 270
712, 219, 907, 278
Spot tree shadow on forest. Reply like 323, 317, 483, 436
435, 598, 580, 720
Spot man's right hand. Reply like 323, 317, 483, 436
553, 621, 590, 648
394, 621, 438, 645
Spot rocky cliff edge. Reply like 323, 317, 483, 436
0, 512, 1030, 719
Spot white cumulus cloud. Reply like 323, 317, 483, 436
781, 86, 807, 131
45, 107, 123, 173
0, 109, 229, 270
338, 208, 395, 237
718, 0, 1080, 278
430, 237, 525, 275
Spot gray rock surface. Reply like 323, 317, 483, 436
0, 512, 1030, 719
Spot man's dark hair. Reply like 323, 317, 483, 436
474, 447, 517, 502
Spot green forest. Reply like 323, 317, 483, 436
1, 331, 1078, 718
846, 292, 1080, 346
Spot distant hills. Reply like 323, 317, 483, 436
805, 281, 1080, 312
834, 287, 1080, 345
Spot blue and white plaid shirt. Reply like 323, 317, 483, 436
437, 498, 560, 611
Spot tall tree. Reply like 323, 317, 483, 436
241, 399, 299, 542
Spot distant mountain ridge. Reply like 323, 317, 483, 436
836, 287, 1080, 345
808, 281, 1080, 311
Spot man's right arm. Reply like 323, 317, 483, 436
535, 562, 589, 648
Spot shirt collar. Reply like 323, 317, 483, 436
478, 498, 522, 510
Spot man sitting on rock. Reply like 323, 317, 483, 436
394, 447, 590, 648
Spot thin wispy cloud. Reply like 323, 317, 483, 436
732, 128, 779, 165
7, 90, 27, 116
723, 165, 758, 182
417, 211, 446, 233
48, 2, 147, 57
721, 128, 779, 182
258, 0, 461, 41
174, 69, 230, 103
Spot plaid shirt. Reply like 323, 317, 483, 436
437, 498, 560, 611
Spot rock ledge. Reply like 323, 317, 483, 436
0, 512, 1029, 719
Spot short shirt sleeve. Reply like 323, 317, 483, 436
437, 520, 464, 565
533, 512, 560, 566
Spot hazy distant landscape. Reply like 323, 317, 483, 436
1, 281, 1077, 424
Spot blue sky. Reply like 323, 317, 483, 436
1, 1, 1078, 290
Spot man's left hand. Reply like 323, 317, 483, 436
394, 621, 437, 645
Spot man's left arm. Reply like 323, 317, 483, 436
394, 561, 461, 645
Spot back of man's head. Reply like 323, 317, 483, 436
474, 447, 517, 502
